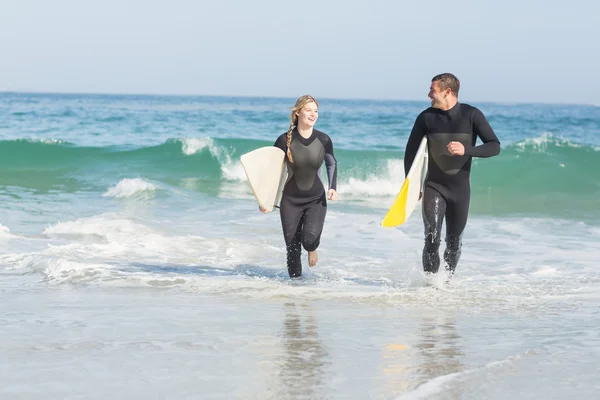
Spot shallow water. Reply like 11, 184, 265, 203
1, 93, 599, 398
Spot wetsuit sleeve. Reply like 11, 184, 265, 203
404, 113, 426, 177
274, 134, 287, 152
322, 135, 337, 191
464, 109, 501, 157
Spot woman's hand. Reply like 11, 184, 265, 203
328, 189, 338, 201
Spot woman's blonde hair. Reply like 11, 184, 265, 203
285, 95, 319, 163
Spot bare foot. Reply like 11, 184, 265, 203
308, 251, 318, 267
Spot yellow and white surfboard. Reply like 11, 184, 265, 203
382, 137, 428, 227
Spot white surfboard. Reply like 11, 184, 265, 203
240, 146, 288, 212
381, 137, 428, 227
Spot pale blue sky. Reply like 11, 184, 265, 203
1, 0, 598, 104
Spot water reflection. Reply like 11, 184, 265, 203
276, 302, 329, 400
384, 313, 465, 398
415, 314, 464, 378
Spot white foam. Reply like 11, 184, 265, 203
39, 258, 116, 284
513, 132, 584, 152
43, 213, 154, 242
533, 267, 559, 277
20, 138, 67, 145
221, 159, 247, 181
102, 178, 158, 199
179, 137, 245, 182
40, 138, 66, 145
0, 223, 12, 239
395, 350, 536, 399
29, 214, 390, 299
341, 159, 405, 199
179, 137, 219, 156
2, 211, 596, 312
35, 213, 272, 283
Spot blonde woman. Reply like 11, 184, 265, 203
261, 95, 338, 278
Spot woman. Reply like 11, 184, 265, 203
261, 95, 338, 278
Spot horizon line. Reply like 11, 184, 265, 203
0, 89, 595, 108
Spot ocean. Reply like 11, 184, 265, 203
1, 92, 599, 399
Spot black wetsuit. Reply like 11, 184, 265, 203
274, 128, 337, 277
404, 103, 500, 275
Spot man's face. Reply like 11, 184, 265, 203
428, 80, 448, 109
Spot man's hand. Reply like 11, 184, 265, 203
447, 141, 465, 156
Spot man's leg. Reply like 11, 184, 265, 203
444, 190, 470, 276
422, 187, 446, 274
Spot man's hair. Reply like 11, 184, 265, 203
432, 73, 460, 96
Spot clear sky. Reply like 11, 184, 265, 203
1, 0, 597, 104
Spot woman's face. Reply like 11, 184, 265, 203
296, 101, 318, 128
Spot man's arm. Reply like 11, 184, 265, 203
464, 109, 500, 158
404, 113, 426, 177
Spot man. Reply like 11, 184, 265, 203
404, 73, 500, 277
